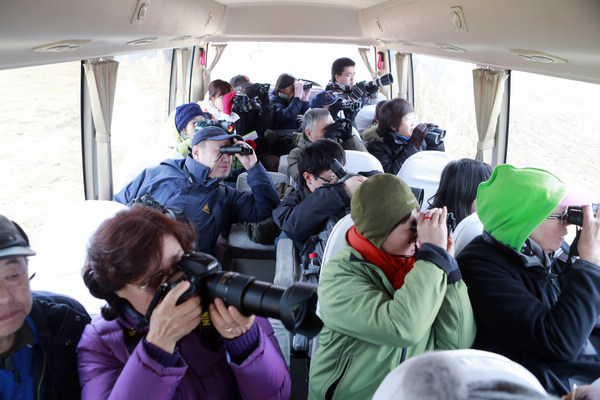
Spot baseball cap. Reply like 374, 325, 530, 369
191, 126, 242, 147
230, 75, 252, 90
0, 215, 36, 259
310, 91, 342, 109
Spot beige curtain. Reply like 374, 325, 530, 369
395, 53, 409, 100
175, 48, 192, 105
472, 68, 508, 162
358, 47, 378, 79
83, 59, 119, 200
200, 43, 227, 99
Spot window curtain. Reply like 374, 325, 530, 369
83, 59, 119, 200
395, 53, 409, 100
358, 47, 378, 79
472, 68, 508, 162
175, 48, 192, 105
201, 43, 227, 96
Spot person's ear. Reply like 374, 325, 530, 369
303, 171, 313, 185
191, 144, 201, 160
305, 128, 314, 142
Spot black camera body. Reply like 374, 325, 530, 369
324, 119, 352, 141
303, 82, 312, 90
201, 119, 235, 134
219, 144, 253, 155
410, 213, 457, 235
148, 252, 323, 337
232, 94, 262, 114
340, 99, 361, 113
566, 204, 599, 226
424, 125, 446, 146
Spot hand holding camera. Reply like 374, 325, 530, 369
209, 297, 255, 339
146, 280, 203, 353
416, 207, 455, 254
573, 204, 600, 266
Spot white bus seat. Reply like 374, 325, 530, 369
397, 151, 455, 211
115, 146, 184, 193
223, 171, 289, 282
344, 150, 384, 174
310, 214, 354, 363
278, 154, 289, 178
373, 349, 548, 399
453, 212, 484, 257
355, 104, 377, 134
30, 200, 128, 316
321, 214, 354, 265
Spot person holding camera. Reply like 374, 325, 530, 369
114, 126, 280, 257
273, 139, 367, 266
308, 173, 475, 400
363, 98, 445, 175
0, 214, 91, 400
198, 79, 236, 121
325, 57, 386, 110
269, 73, 310, 130
77, 205, 290, 400
457, 165, 600, 396
287, 107, 366, 183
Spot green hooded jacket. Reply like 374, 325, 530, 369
476, 164, 567, 251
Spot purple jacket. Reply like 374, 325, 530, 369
77, 315, 290, 400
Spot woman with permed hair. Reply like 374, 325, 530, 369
77, 205, 290, 399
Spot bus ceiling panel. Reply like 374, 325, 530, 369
0, 0, 225, 71
208, 3, 373, 45
361, 0, 600, 85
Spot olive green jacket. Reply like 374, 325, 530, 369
308, 244, 476, 400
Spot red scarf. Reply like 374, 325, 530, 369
346, 226, 416, 289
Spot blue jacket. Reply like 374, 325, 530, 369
114, 157, 280, 254
269, 93, 309, 130
0, 291, 91, 400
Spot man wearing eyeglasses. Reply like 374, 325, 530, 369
273, 139, 367, 270
0, 214, 91, 400
326, 57, 386, 110
457, 165, 600, 396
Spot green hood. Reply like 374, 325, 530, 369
476, 164, 567, 251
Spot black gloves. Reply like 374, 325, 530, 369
409, 123, 428, 148
324, 119, 353, 141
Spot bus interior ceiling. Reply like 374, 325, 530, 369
0, 0, 599, 85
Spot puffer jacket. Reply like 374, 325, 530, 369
77, 315, 290, 399
113, 156, 280, 255
363, 128, 444, 175
269, 93, 309, 130
308, 242, 476, 400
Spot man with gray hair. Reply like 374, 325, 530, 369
287, 107, 366, 183
0, 214, 90, 399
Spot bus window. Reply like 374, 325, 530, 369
111, 50, 173, 192
413, 54, 478, 159
0, 61, 82, 246
507, 72, 600, 199
209, 42, 374, 92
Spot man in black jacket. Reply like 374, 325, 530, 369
457, 165, 600, 396
0, 214, 91, 399
273, 139, 366, 268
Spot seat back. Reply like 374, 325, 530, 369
397, 151, 455, 210
236, 171, 289, 191
344, 150, 384, 174
321, 214, 354, 265
30, 200, 128, 316
115, 146, 184, 192
453, 212, 484, 256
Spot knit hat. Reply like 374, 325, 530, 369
175, 103, 206, 132
351, 174, 418, 249
0, 215, 36, 259
477, 164, 567, 250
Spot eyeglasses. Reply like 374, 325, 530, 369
137, 269, 171, 292
546, 209, 569, 224
340, 72, 355, 78
314, 174, 338, 185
